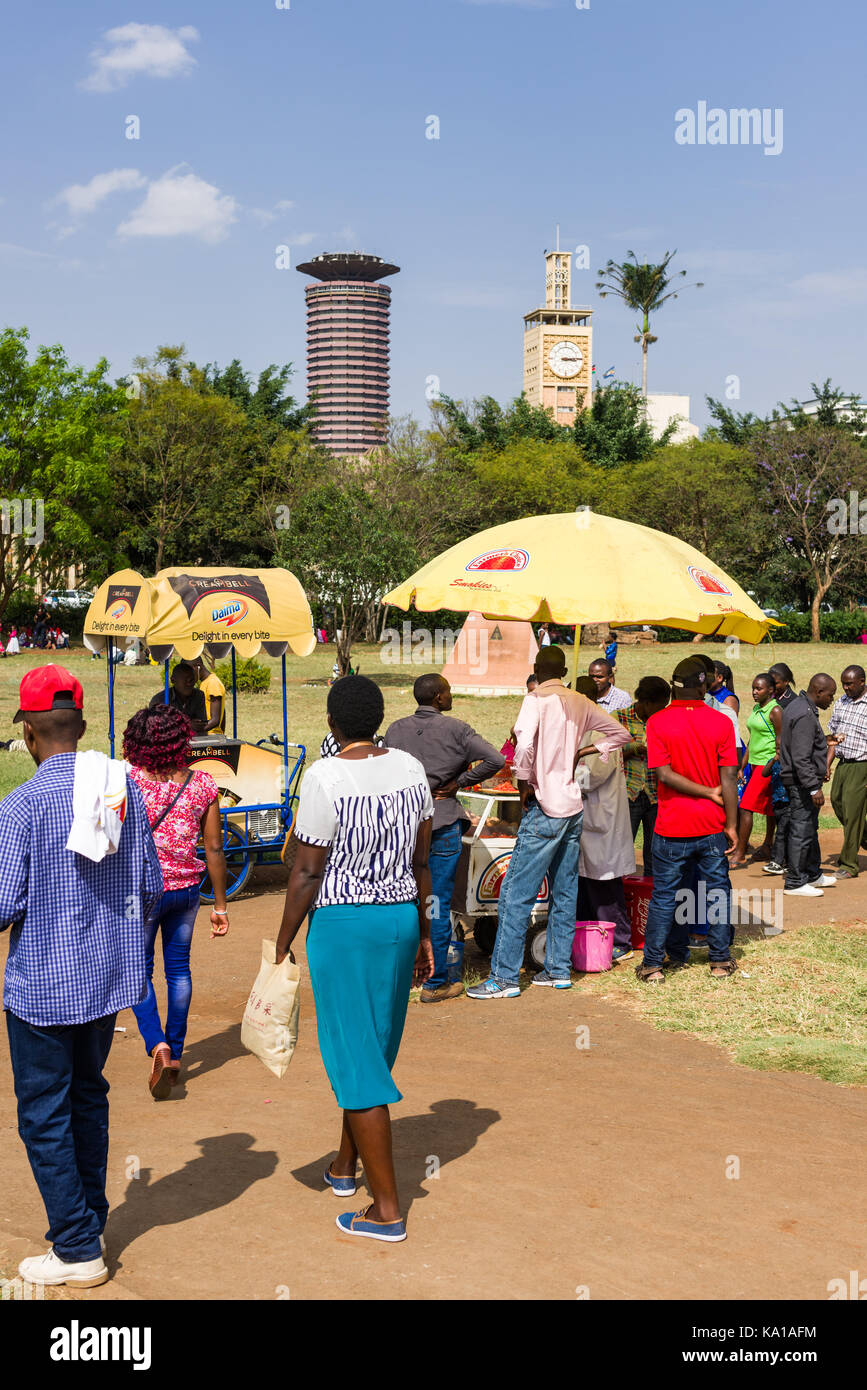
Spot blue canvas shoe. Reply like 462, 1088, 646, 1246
336, 1205, 407, 1243
324, 1166, 358, 1197
611, 946, 634, 963
466, 976, 520, 1000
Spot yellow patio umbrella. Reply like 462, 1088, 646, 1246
84, 566, 317, 660
383, 511, 776, 679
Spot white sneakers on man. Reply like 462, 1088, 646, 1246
783, 884, 823, 897
18, 1248, 108, 1287
809, 875, 837, 888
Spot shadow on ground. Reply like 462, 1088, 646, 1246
291, 1098, 500, 1208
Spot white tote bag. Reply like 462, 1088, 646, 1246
241, 939, 301, 1079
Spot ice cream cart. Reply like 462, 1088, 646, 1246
83, 565, 316, 901
452, 782, 550, 967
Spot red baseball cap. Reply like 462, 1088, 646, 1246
14, 665, 84, 723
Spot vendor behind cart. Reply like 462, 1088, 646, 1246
385, 674, 504, 1004
192, 657, 227, 735
149, 661, 208, 735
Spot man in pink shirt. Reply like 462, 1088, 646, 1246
468, 647, 631, 998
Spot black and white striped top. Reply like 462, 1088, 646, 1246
294, 749, 435, 907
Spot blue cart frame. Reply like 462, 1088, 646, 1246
105, 638, 306, 901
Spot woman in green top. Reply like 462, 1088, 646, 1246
730, 672, 781, 867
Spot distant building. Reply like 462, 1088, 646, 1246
644, 393, 700, 444
794, 396, 866, 431
296, 251, 399, 457
523, 242, 593, 427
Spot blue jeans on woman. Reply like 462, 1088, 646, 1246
491, 800, 583, 984
426, 821, 465, 990
132, 883, 200, 1060
642, 833, 733, 969
6, 1010, 116, 1262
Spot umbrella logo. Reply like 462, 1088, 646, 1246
688, 566, 732, 596
466, 548, 530, 573
478, 852, 549, 904
211, 598, 249, 627
109, 600, 130, 620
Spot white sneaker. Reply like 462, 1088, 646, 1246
809, 875, 836, 887
783, 884, 824, 897
18, 1249, 108, 1288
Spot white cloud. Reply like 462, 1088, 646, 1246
250, 199, 298, 227
116, 169, 238, 243
80, 23, 199, 93
56, 168, 146, 218
788, 269, 867, 303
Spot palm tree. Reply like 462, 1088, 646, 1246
596, 251, 703, 396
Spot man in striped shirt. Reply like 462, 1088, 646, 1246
0, 666, 162, 1289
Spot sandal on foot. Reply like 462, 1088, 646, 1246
634, 963, 665, 984
709, 959, 738, 978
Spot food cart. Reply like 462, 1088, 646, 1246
452, 777, 550, 967
84, 566, 316, 901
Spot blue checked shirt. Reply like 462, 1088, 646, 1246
0, 751, 164, 1026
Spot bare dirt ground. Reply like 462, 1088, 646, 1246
3, 836, 866, 1303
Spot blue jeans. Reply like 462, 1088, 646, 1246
643, 833, 733, 969
6, 1010, 116, 1262
426, 821, 465, 990
132, 883, 200, 1060
491, 801, 583, 984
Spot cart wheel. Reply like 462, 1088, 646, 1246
471, 916, 498, 956
199, 826, 251, 903
525, 925, 548, 970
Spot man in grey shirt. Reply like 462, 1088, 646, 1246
386, 674, 504, 1003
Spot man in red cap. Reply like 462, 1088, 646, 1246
0, 665, 163, 1289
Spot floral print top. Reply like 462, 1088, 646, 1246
129, 767, 218, 891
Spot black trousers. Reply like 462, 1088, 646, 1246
784, 786, 821, 889
628, 790, 657, 877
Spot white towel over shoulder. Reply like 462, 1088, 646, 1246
65, 750, 130, 863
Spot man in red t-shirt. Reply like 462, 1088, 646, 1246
637, 657, 739, 983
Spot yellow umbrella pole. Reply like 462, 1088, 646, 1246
572, 625, 582, 689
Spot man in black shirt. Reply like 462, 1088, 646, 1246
149, 661, 208, 734
386, 674, 504, 1003
779, 673, 836, 896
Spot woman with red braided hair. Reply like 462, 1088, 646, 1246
123, 705, 228, 1099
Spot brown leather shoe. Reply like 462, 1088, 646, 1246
420, 982, 465, 1003
148, 1044, 173, 1100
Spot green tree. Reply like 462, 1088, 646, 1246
750, 426, 867, 640
196, 358, 315, 436
469, 438, 603, 526
596, 251, 703, 396
572, 380, 672, 466
0, 326, 127, 618
430, 392, 568, 456
277, 466, 419, 675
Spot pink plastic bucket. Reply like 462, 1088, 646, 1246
571, 921, 614, 973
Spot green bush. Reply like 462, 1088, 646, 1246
215, 656, 271, 693
773, 609, 866, 643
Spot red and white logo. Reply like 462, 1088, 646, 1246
109, 600, 130, 620
688, 566, 732, 596
466, 548, 530, 573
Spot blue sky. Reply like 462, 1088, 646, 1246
1, 0, 865, 430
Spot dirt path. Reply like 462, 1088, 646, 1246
3, 841, 865, 1302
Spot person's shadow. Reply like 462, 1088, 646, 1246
174, 1025, 247, 1090
107, 1132, 278, 1260
291, 1098, 500, 1209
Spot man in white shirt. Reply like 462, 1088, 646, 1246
467, 647, 630, 999
588, 658, 631, 713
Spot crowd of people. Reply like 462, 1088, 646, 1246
0, 607, 70, 657
1, 642, 864, 1279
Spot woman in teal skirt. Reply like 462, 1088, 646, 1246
275, 675, 434, 1243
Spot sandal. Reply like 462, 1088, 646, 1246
634, 963, 665, 985
709, 959, 738, 978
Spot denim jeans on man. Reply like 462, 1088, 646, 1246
628, 790, 657, 876
490, 800, 583, 983
642, 833, 733, 969
132, 883, 200, 1059
426, 821, 464, 990
6, 1011, 116, 1262
784, 787, 821, 889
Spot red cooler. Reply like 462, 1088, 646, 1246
623, 875, 653, 951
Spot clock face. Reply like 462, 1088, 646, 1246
548, 341, 583, 378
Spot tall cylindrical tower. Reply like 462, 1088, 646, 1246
296, 252, 400, 457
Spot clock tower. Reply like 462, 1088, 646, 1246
523, 239, 593, 425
